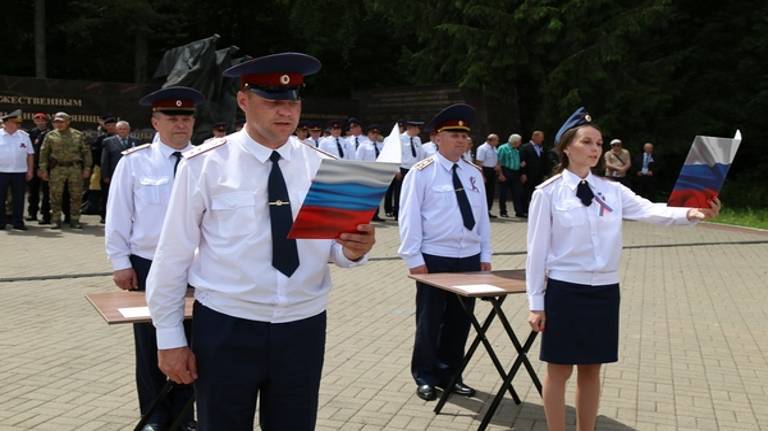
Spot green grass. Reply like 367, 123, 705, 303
711, 207, 768, 230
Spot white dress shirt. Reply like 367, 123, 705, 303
525, 169, 695, 311
421, 141, 437, 157
346, 134, 364, 154
355, 138, 382, 161
319, 135, 354, 160
398, 152, 492, 268
146, 130, 368, 349
475, 142, 498, 168
104, 140, 192, 270
304, 137, 320, 148
400, 133, 424, 169
0, 129, 33, 173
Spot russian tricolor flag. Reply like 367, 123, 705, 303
668, 130, 741, 208
288, 159, 398, 239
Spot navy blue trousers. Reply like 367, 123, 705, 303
192, 302, 326, 431
130, 255, 193, 426
412, 253, 479, 386
0, 172, 26, 227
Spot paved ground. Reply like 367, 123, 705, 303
1, 212, 768, 430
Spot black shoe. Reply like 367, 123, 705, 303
99, 217, 105, 224
70, 222, 83, 229
416, 384, 436, 401
372, 215, 384, 222
385, 212, 393, 217
25, 216, 37, 221
51, 222, 62, 230
500, 213, 509, 218
12, 224, 28, 231
437, 381, 476, 397
140, 423, 163, 431
39, 219, 51, 225
180, 420, 197, 431
488, 213, 498, 219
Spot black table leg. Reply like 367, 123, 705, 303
434, 295, 522, 414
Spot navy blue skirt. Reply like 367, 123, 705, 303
540, 278, 620, 364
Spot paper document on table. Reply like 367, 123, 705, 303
453, 284, 506, 294
668, 130, 741, 208
118, 306, 150, 318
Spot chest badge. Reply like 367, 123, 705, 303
595, 192, 613, 216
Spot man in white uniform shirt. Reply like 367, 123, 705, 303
390, 120, 424, 220
475, 133, 502, 218
355, 124, 385, 221
319, 119, 354, 159
105, 86, 203, 431
146, 52, 376, 431
0, 110, 34, 230
421, 129, 438, 157
304, 122, 322, 148
345, 117, 365, 153
398, 104, 491, 401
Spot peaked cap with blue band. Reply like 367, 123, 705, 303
139, 86, 205, 115
426, 103, 475, 133
554, 107, 593, 145
223, 52, 321, 101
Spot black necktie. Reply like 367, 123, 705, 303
355, 136, 359, 150
313, 138, 318, 148
172, 151, 182, 177
410, 137, 416, 157
268, 151, 299, 277
335, 137, 344, 158
374, 142, 380, 158
452, 164, 475, 230
576, 180, 594, 206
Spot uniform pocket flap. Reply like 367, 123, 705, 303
138, 176, 170, 186
211, 192, 257, 210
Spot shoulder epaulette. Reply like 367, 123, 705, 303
536, 173, 563, 189
121, 143, 151, 155
414, 157, 435, 171
183, 138, 227, 159
300, 139, 338, 159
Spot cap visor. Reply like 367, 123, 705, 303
247, 87, 300, 101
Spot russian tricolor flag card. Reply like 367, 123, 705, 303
288, 124, 401, 239
668, 130, 741, 208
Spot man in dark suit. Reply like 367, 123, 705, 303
101, 120, 139, 223
519, 130, 549, 215
634, 142, 657, 200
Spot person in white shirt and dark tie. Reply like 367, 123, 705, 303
105, 86, 204, 431
345, 117, 365, 153
304, 122, 322, 148
634, 142, 657, 199
355, 124, 385, 221
319, 119, 354, 159
145, 52, 376, 431
398, 104, 491, 402
525, 107, 721, 431
475, 133, 503, 218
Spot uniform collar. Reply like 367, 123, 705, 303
436, 152, 462, 172
157, 140, 191, 157
239, 129, 294, 163
562, 168, 595, 191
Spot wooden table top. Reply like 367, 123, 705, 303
85, 289, 194, 325
408, 269, 526, 297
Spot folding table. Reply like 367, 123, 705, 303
408, 269, 543, 431
86, 290, 194, 431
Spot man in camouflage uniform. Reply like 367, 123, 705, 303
39, 112, 92, 229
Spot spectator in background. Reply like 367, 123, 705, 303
634, 142, 657, 200
305, 122, 322, 148
84, 116, 117, 215
604, 138, 631, 186
212, 122, 227, 139
26, 112, 51, 223
421, 130, 438, 157
497, 133, 525, 218
475, 133, 502, 218
0, 110, 34, 230
295, 122, 309, 141
519, 130, 549, 217
101, 121, 140, 223
346, 117, 364, 152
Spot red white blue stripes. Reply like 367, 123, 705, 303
668, 131, 741, 208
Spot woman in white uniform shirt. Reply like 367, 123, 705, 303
525, 107, 721, 431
